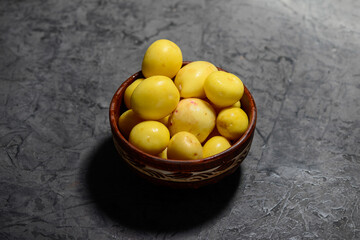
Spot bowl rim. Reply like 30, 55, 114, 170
109, 61, 257, 167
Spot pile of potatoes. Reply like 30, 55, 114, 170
119, 39, 248, 160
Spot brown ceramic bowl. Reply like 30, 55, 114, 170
109, 61, 257, 188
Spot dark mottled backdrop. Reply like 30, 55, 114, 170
1, 0, 359, 239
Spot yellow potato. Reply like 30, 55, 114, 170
211, 100, 242, 114
174, 61, 218, 98
124, 78, 143, 109
203, 136, 231, 158
216, 107, 249, 140
203, 127, 221, 143
118, 109, 143, 138
141, 39, 183, 78
169, 98, 216, 143
157, 114, 170, 127
204, 71, 244, 107
232, 100, 241, 108
167, 131, 203, 160
158, 148, 167, 159
129, 121, 170, 155
131, 75, 180, 120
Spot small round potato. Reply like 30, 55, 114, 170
204, 71, 244, 108
118, 109, 143, 138
167, 131, 203, 160
131, 75, 180, 120
168, 98, 216, 143
129, 121, 170, 155
141, 39, 183, 78
203, 136, 231, 158
216, 107, 249, 140
123, 78, 143, 109
174, 61, 217, 98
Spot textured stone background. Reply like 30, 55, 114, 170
1, 0, 359, 239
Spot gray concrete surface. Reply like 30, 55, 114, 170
1, 0, 359, 239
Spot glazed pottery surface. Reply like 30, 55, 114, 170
109, 62, 257, 188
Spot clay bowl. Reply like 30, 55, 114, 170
109, 61, 257, 188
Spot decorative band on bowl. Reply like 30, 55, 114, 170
113, 137, 252, 183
